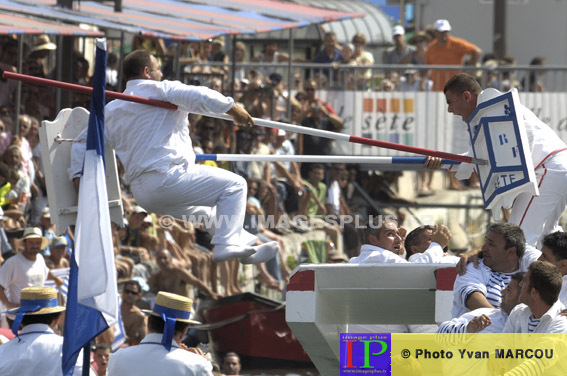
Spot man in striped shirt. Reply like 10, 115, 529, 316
438, 272, 524, 334
451, 223, 540, 318
502, 261, 567, 333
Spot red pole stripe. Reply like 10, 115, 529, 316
3, 70, 482, 164
349, 135, 475, 163
2, 71, 178, 110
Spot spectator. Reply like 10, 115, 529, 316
384, 25, 415, 65
313, 32, 343, 82
0, 228, 63, 327
208, 36, 229, 77
339, 43, 357, 90
105, 52, 120, 90
28, 34, 56, 77
131, 35, 166, 64
92, 343, 111, 376
351, 33, 375, 88
400, 31, 432, 65
38, 207, 55, 254
232, 41, 248, 84
250, 41, 289, 79
120, 279, 147, 345
45, 236, 69, 269
425, 19, 482, 91
222, 352, 242, 375
297, 79, 343, 159
524, 56, 546, 92
148, 249, 219, 300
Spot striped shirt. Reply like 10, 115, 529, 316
528, 315, 541, 333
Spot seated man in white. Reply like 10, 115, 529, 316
503, 261, 567, 333
404, 224, 460, 264
348, 218, 449, 333
349, 219, 451, 264
537, 231, 567, 306
452, 223, 540, 318
438, 272, 524, 334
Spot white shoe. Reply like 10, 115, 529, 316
212, 245, 256, 263
239, 241, 279, 264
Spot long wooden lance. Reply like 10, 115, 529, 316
2, 70, 486, 165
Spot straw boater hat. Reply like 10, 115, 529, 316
22, 227, 50, 250
142, 291, 200, 350
142, 291, 200, 324
6, 287, 66, 335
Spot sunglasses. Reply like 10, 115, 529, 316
123, 289, 139, 295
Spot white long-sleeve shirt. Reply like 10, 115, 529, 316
69, 80, 235, 185
105, 80, 234, 185
350, 242, 453, 264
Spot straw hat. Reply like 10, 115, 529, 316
408, 31, 432, 46
22, 227, 50, 250
30, 34, 57, 52
142, 291, 201, 324
6, 287, 66, 316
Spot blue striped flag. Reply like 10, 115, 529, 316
62, 38, 118, 376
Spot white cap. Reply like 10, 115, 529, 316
392, 25, 405, 36
433, 19, 452, 32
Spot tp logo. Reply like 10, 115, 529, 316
340, 333, 391, 375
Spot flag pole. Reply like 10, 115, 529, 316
1, 70, 485, 165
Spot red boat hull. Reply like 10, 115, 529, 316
200, 293, 311, 364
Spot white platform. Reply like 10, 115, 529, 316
285, 263, 457, 376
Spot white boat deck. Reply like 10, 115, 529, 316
286, 263, 457, 375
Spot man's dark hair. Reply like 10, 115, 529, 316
510, 272, 525, 285
542, 231, 567, 261
123, 49, 152, 81
223, 352, 240, 361
404, 225, 435, 259
21, 312, 62, 327
527, 261, 562, 306
444, 73, 482, 95
486, 223, 525, 259
107, 52, 119, 67
148, 314, 189, 335
308, 163, 324, 172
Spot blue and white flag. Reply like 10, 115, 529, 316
62, 38, 118, 376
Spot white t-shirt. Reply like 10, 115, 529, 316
0, 252, 49, 305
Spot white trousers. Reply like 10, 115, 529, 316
130, 163, 257, 247
508, 152, 567, 248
